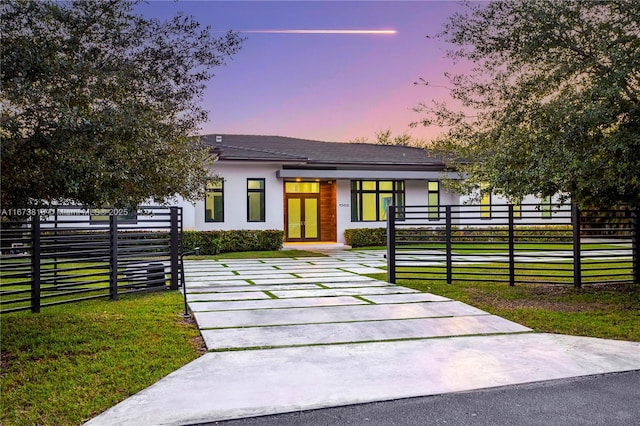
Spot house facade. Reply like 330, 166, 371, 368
180, 134, 567, 245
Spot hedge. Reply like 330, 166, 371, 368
344, 225, 573, 248
182, 230, 283, 255
344, 228, 387, 247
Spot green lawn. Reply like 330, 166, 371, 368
354, 242, 628, 254
0, 292, 203, 426
392, 260, 633, 286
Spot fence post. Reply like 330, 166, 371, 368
31, 215, 41, 313
632, 207, 639, 284
572, 203, 582, 288
170, 207, 180, 290
446, 205, 452, 285
109, 214, 118, 300
508, 204, 515, 286
53, 207, 59, 285
387, 205, 396, 284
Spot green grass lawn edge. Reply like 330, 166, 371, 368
0, 291, 203, 426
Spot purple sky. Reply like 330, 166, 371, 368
138, 1, 469, 142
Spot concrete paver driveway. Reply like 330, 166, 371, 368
86, 250, 640, 426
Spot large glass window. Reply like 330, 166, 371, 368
205, 181, 224, 222
351, 180, 404, 222
427, 181, 439, 220
247, 179, 265, 222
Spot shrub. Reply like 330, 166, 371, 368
182, 229, 283, 255
345, 225, 573, 247
344, 228, 387, 247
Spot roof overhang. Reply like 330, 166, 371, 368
277, 168, 460, 180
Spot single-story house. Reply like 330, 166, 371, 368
179, 134, 567, 245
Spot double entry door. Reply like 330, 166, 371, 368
286, 194, 319, 241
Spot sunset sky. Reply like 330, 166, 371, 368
138, 1, 470, 142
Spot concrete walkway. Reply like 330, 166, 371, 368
86, 250, 640, 426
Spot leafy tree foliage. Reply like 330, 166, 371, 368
415, 0, 640, 207
350, 129, 425, 147
373, 129, 413, 147
1, 0, 243, 208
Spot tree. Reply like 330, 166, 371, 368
0, 0, 243, 208
415, 0, 640, 207
350, 129, 425, 147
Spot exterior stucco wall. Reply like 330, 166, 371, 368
177, 162, 571, 243
192, 162, 284, 231
455, 193, 571, 226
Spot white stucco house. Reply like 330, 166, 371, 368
178, 134, 567, 245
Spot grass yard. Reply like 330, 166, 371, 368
0, 291, 203, 426
353, 242, 628, 254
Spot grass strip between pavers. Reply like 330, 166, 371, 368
207, 331, 536, 352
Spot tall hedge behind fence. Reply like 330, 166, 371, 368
182, 229, 283, 255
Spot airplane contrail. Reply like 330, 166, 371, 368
240, 29, 397, 34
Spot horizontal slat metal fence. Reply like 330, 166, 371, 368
0, 206, 182, 313
387, 203, 637, 287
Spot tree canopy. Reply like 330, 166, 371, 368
1, 0, 243, 208
415, 0, 640, 207
350, 129, 425, 147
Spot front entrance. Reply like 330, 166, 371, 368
286, 195, 320, 241
284, 181, 321, 242
284, 180, 337, 243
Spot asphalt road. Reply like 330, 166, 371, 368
204, 370, 640, 426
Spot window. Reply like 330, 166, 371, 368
541, 195, 552, 218
427, 181, 440, 220
247, 179, 265, 222
285, 182, 320, 193
351, 180, 404, 222
205, 181, 224, 222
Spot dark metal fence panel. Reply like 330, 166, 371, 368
0, 216, 40, 313
388, 203, 636, 287
579, 207, 634, 286
0, 206, 182, 313
512, 203, 574, 286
